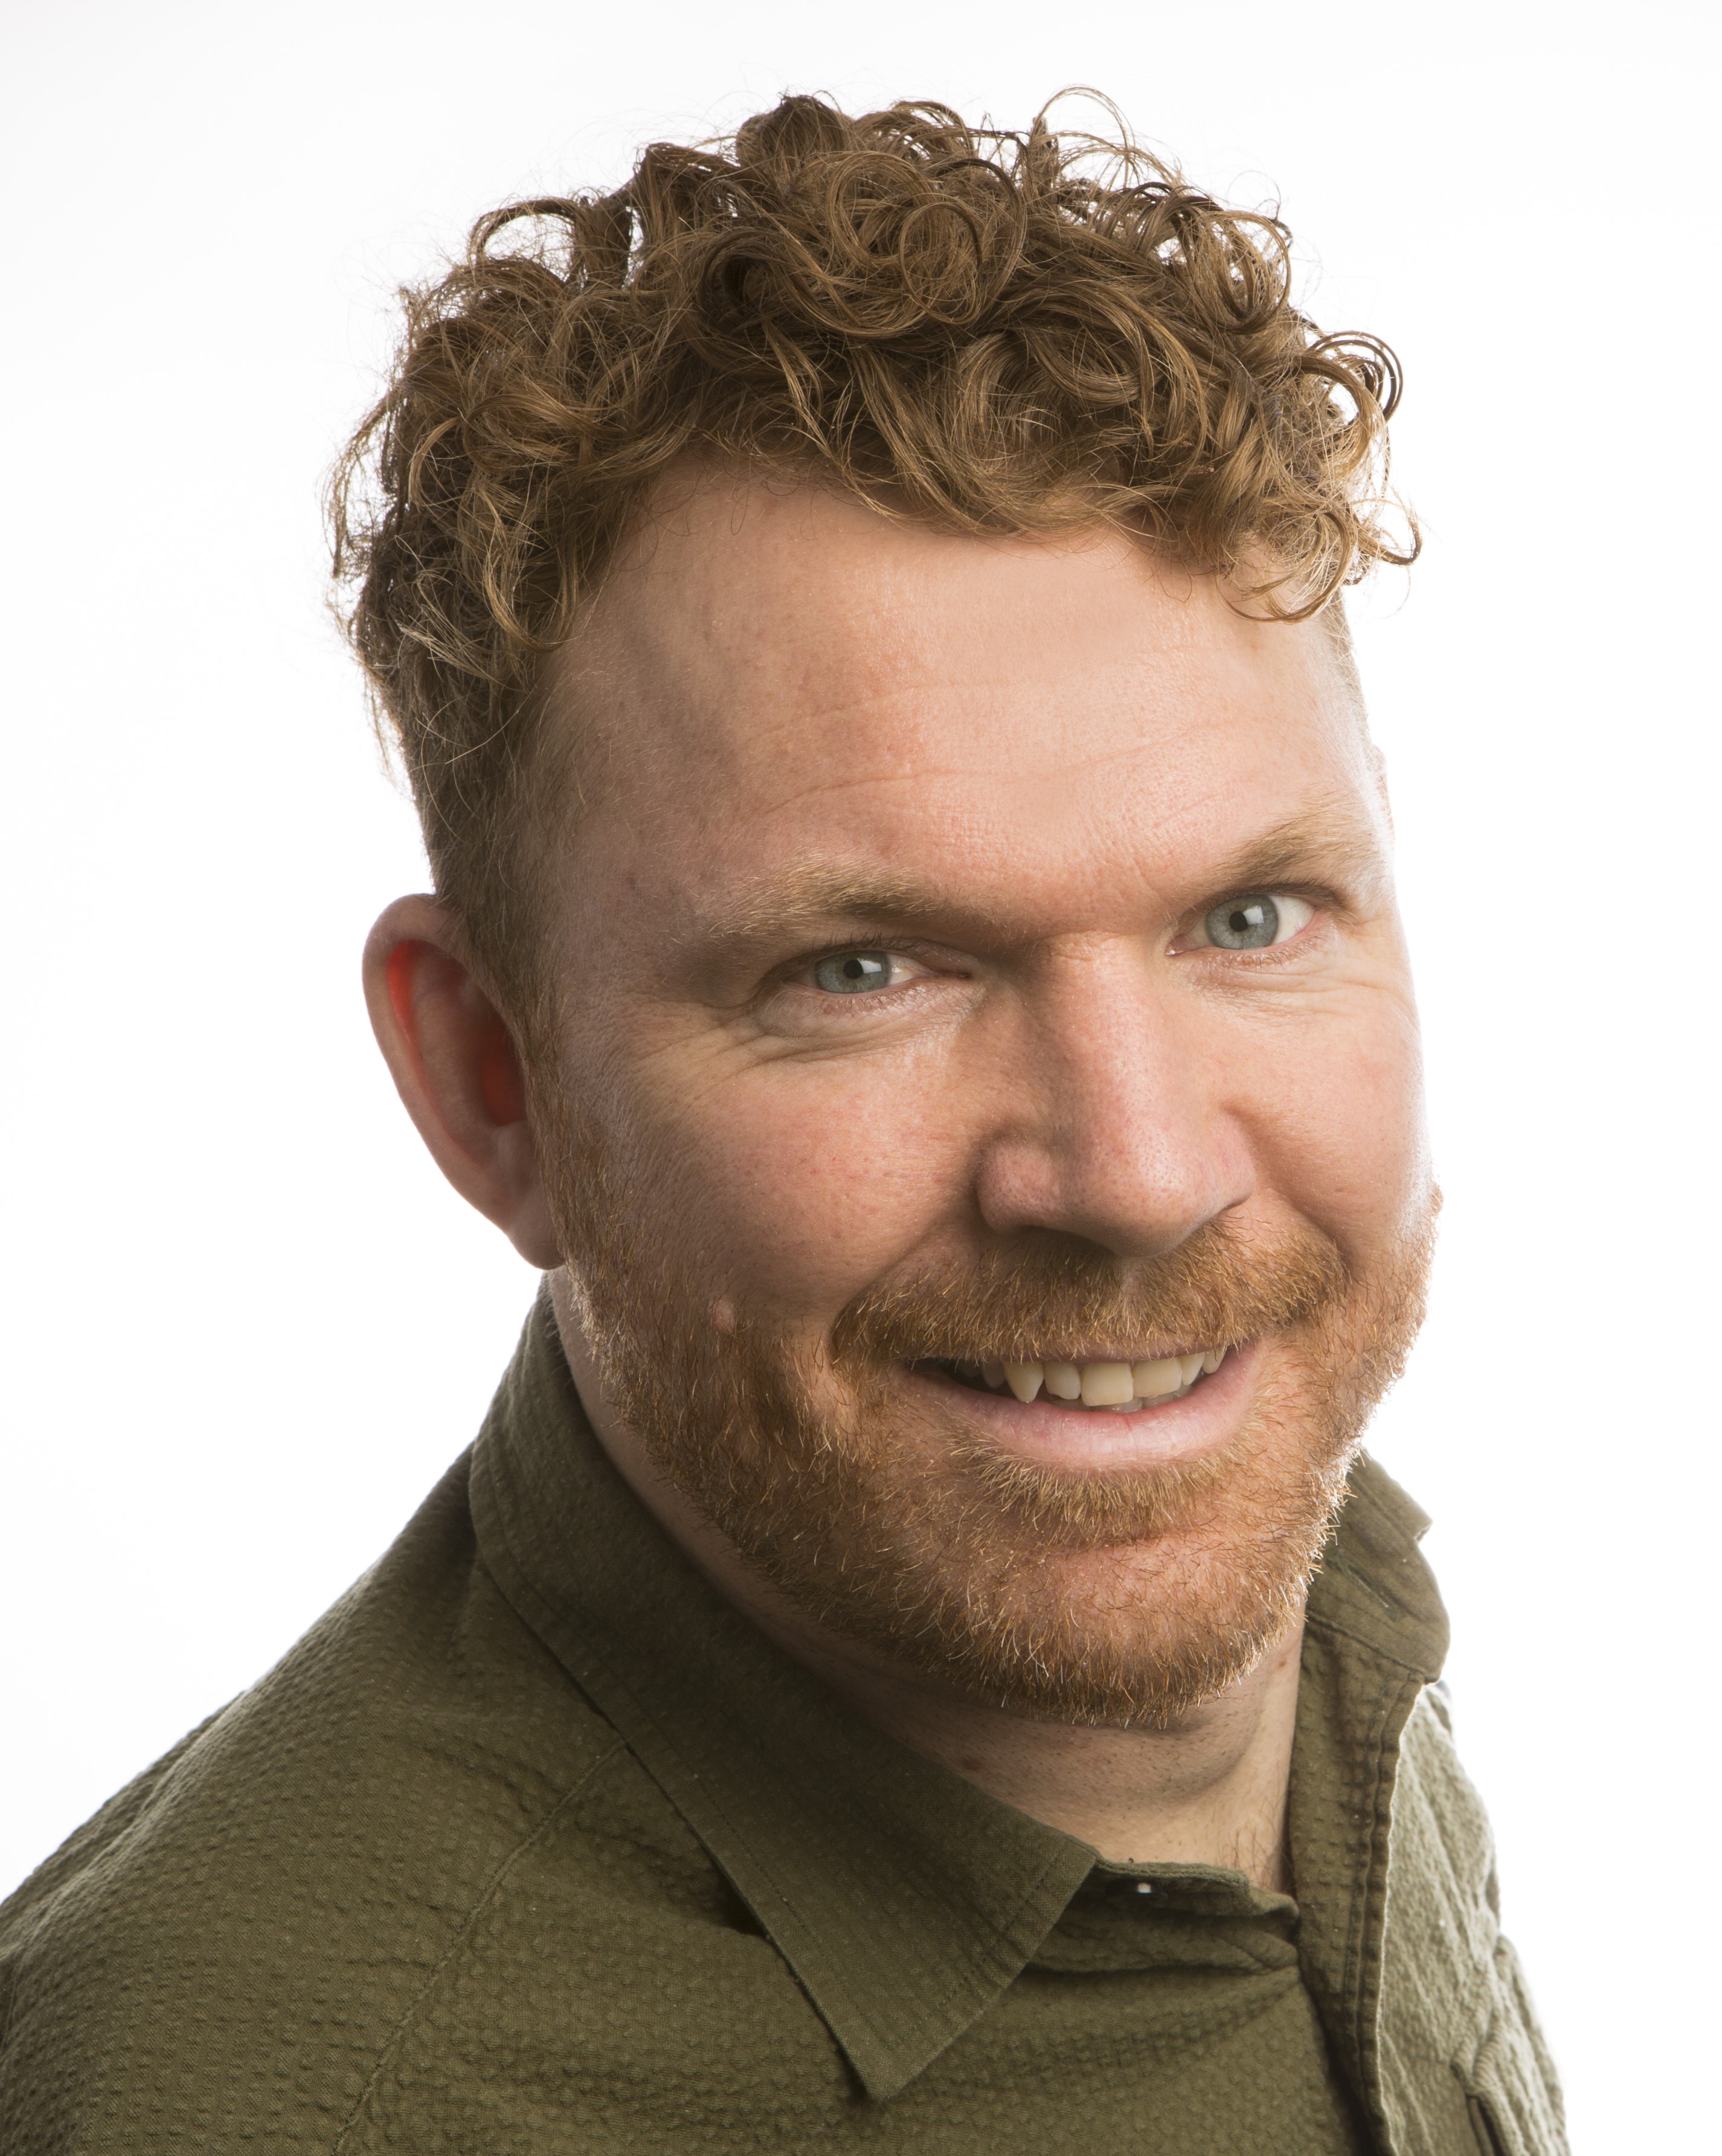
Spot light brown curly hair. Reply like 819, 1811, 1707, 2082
331, 92, 1413, 1012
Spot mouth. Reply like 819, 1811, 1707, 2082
922, 1347, 1229, 1414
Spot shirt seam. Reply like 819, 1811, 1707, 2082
1304, 1601, 1439, 1681
328, 1733, 628, 2154
1346, 1667, 1427, 2146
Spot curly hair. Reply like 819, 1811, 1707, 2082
331, 91, 1413, 1011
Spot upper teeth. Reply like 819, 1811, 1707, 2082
959, 1349, 1227, 1409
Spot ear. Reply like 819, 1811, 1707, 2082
362, 895, 562, 1270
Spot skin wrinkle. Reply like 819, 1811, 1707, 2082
655, 797, 1385, 996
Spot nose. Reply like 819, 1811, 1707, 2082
971, 943, 1252, 1260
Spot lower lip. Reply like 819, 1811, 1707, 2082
904, 1341, 1262, 1473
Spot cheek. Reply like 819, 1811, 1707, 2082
1242, 1003, 1428, 1247
613, 1048, 974, 1318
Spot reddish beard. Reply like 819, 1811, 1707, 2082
542, 1096, 1435, 1728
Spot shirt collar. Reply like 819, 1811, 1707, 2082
470, 1290, 1092, 2097
469, 1286, 1446, 2099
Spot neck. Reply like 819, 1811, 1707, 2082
781, 1617, 1305, 1891
554, 1286, 1304, 1892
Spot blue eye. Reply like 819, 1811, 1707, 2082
812, 951, 897, 993
1207, 896, 1279, 949
1200, 893, 1313, 950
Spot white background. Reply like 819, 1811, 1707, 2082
4, 2, 1716, 2144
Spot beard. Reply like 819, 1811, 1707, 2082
538, 1089, 1435, 1730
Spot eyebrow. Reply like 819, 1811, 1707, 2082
675, 800, 1388, 958
668, 867, 1012, 959
1195, 801, 1389, 907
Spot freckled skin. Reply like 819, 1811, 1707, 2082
365, 474, 1430, 1879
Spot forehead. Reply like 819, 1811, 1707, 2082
553, 477, 1376, 926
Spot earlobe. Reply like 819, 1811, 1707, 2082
362, 896, 562, 1270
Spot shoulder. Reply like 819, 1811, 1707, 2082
1382, 1688, 1569, 2155
0, 1454, 670, 2151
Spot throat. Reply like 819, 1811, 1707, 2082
789, 1600, 1307, 1891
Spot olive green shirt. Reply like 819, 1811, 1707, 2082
0, 1293, 1565, 2152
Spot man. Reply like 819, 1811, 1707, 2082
0, 94, 1564, 2153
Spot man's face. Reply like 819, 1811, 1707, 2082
532, 477, 1433, 1724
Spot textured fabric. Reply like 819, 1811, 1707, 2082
0, 1290, 1565, 2152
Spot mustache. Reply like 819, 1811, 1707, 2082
826, 1215, 1351, 1369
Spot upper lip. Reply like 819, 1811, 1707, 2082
931, 1348, 1225, 1368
